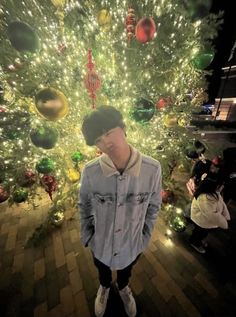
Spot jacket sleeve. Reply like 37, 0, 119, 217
78, 167, 95, 247
143, 163, 162, 239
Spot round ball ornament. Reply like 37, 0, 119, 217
169, 215, 186, 232
191, 51, 214, 70
66, 168, 80, 183
50, 211, 65, 227
71, 151, 83, 163
130, 98, 155, 123
0, 185, 10, 203
135, 17, 156, 43
161, 190, 176, 204
178, 117, 188, 127
13, 188, 28, 203
30, 125, 58, 149
156, 98, 171, 110
97, 9, 112, 26
7, 21, 39, 52
163, 113, 178, 127
35, 88, 68, 121
16, 169, 37, 187
36, 158, 55, 174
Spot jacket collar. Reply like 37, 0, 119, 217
99, 144, 142, 177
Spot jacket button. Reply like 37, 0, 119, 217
114, 252, 118, 256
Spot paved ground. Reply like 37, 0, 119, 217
0, 188, 236, 317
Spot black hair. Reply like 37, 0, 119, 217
81, 105, 125, 146
194, 172, 224, 200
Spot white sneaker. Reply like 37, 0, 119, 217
118, 285, 137, 317
95, 285, 110, 317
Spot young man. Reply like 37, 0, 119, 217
79, 106, 162, 317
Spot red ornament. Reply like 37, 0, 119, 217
0, 106, 6, 113
18, 169, 37, 187
135, 17, 156, 43
125, 7, 136, 42
40, 175, 57, 200
0, 185, 10, 203
156, 97, 172, 110
84, 49, 101, 109
161, 189, 175, 204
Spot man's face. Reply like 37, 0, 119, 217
95, 126, 127, 157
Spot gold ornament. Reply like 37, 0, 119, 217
178, 117, 188, 127
35, 88, 69, 121
97, 9, 112, 26
163, 113, 178, 127
66, 168, 80, 183
51, 0, 66, 8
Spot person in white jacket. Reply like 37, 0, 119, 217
190, 174, 230, 253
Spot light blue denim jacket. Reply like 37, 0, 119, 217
78, 145, 162, 270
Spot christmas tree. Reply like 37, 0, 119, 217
0, 0, 222, 244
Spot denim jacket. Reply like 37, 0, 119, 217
78, 145, 162, 270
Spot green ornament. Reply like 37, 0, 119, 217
30, 125, 58, 149
36, 158, 55, 174
130, 98, 155, 123
169, 215, 186, 232
192, 51, 214, 70
13, 188, 28, 203
71, 151, 83, 163
7, 21, 39, 52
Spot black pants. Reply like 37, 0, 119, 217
93, 254, 141, 290
190, 223, 209, 247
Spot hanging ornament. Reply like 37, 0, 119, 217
35, 88, 69, 121
97, 9, 112, 27
156, 97, 172, 110
71, 151, 83, 163
66, 168, 80, 183
30, 125, 59, 149
36, 158, 55, 174
161, 190, 176, 204
130, 98, 155, 123
16, 169, 37, 187
163, 113, 178, 127
191, 50, 214, 70
125, 7, 136, 42
0, 106, 6, 113
96, 148, 103, 157
169, 214, 186, 232
0, 185, 10, 203
50, 211, 65, 226
84, 49, 102, 109
7, 21, 39, 52
40, 175, 57, 200
12, 188, 28, 203
135, 17, 156, 44
177, 117, 188, 127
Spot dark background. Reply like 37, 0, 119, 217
206, 0, 236, 103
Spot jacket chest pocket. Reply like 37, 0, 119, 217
93, 193, 114, 208
126, 193, 149, 205
126, 193, 150, 222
